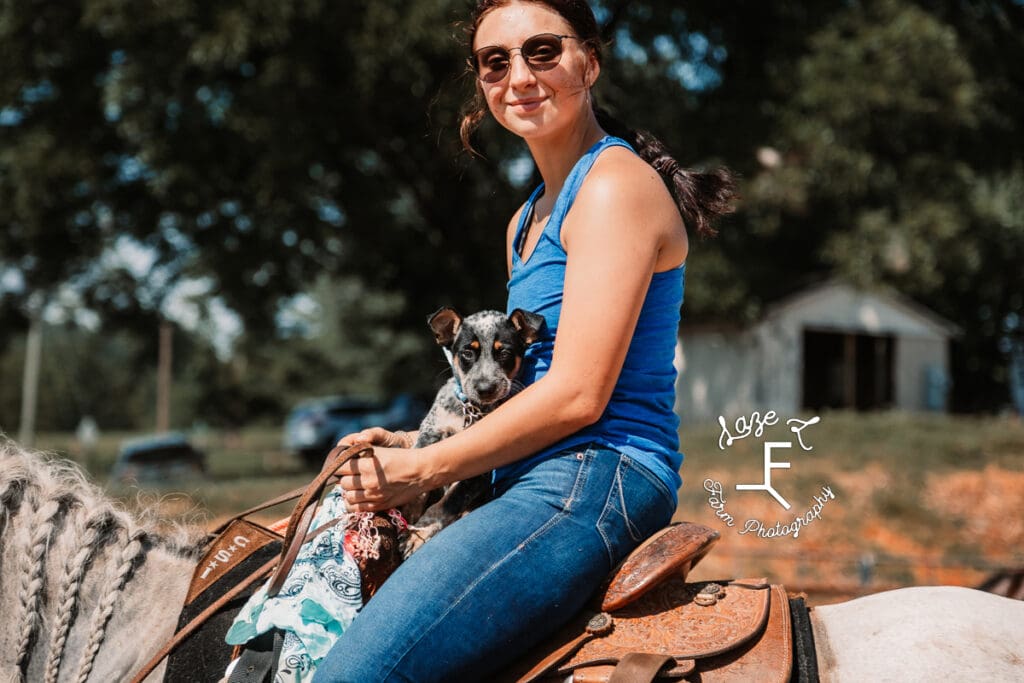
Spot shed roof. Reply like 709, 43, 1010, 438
681, 279, 962, 339
761, 279, 961, 338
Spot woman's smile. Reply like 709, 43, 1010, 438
508, 96, 546, 112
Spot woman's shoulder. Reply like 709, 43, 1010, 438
574, 145, 681, 224
564, 144, 688, 267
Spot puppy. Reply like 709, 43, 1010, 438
400, 306, 544, 557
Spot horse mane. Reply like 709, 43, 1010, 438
0, 437, 206, 683
0, 437, 207, 554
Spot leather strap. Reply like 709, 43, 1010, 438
227, 629, 284, 683
266, 442, 372, 597
129, 556, 278, 683
137, 517, 344, 683
516, 638, 675, 683
608, 653, 675, 683
514, 631, 594, 683
210, 485, 311, 535
211, 441, 373, 537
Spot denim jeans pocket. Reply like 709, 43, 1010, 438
557, 448, 592, 513
596, 453, 676, 567
495, 447, 593, 514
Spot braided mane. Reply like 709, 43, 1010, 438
0, 438, 205, 683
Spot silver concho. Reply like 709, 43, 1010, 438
585, 612, 614, 635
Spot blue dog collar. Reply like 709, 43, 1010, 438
442, 347, 469, 403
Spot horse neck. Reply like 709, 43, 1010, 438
0, 476, 199, 683
61, 539, 196, 683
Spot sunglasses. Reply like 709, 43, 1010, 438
471, 33, 580, 83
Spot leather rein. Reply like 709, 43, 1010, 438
128, 442, 371, 683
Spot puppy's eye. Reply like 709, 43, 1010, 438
459, 348, 476, 362
495, 348, 513, 362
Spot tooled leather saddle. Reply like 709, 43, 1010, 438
133, 444, 806, 683
508, 522, 795, 682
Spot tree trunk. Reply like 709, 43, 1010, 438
18, 313, 42, 446
156, 319, 173, 432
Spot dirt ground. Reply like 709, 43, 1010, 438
676, 459, 1024, 604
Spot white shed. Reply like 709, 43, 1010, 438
675, 280, 961, 424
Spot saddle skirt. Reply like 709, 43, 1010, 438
515, 578, 792, 682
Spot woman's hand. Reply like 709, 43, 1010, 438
334, 446, 431, 512
336, 427, 417, 449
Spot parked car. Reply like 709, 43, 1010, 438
283, 393, 426, 468
110, 432, 206, 483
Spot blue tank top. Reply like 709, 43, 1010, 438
500, 135, 685, 499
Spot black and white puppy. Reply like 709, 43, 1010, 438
401, 306, 544, 557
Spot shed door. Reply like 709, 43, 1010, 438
802, 330, 894, 410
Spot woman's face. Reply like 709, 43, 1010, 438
473, 2, 598, 142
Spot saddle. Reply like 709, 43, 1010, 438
133, 444, 794, 683
508, 525, 793, 683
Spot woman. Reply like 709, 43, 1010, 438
314, 1, 733, 680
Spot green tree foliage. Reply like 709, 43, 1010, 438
74, 0, 520, 335
1, 323, 146, 430
1, 0, 1021, 419
0, 2, 127, 294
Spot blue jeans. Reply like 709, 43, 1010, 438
312, 445, 677, 682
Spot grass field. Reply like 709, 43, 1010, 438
31, 410, 1024, 604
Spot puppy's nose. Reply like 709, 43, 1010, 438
474, 380, 500, 400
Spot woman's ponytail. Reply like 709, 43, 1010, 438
594, 107, 736, 238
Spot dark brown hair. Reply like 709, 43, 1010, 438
460, 0, 736, 238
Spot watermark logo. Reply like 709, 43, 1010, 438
717, 411, 820, 453
704, 411, 836, 540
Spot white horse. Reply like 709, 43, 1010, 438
811, 587, 1024, 682
0, 439, 202, 682
1, 439, 1022, 682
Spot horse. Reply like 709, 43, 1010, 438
1, 438, 1023, 682
0, 439, 204, 682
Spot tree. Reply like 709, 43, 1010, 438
0, 3, 124, 294
2, 0, 1021, 413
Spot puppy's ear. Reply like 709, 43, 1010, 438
509, 309, 545, 346
428, 307, 462, 347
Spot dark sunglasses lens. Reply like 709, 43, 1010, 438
522, 35, 564, 70
473, 35, 566, 82
476, 48, 510, 83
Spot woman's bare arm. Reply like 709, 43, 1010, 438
338, 152, 685, 510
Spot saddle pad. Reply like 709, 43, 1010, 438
186, 519, 283, 605
559, 579, 771, 673
166, 523, 283, 682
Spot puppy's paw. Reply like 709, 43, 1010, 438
400, 533, 425, 559
401, 522, 442, 559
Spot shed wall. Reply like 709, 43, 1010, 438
766, 283, 952, 340
895, 336, 949, 411
676, 333, 758, 425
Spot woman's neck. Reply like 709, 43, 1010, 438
525, 112, 606, 198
